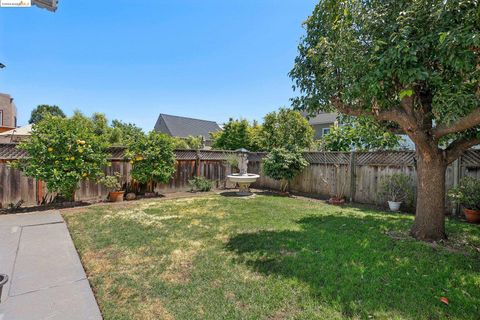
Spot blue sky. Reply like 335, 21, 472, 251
0, 0, 317, 130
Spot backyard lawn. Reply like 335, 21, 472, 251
63, 194, 480, 320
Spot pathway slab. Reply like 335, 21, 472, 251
0, 211, 102, 320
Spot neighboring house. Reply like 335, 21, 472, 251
154, 113, 222, 148
0, 93, 17, 133
0, 124, 32, 143
303, 112, 338, 139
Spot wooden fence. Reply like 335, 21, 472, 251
1, 143, 479, 212
0, 147, 236, 208
248, 150, 480, 214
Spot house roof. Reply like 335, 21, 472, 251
32, 0, 58, 11
0, 143, 28, 160
0, 124, 33, 137
154, 114, 221, 139
302, 111, 338, 125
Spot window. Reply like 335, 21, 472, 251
322, 127, 330, 135
0, 110, 3, 126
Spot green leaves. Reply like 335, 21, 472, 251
15, 114, 108, 199
262, 147, 309, 191
290, 0, 480, 126
261, 108, 314, 151
128, 131, 176, 187
211, 118, 262, 151
319, 116, 403, 152
438, 32, 448, 44
399, 89, 414, 100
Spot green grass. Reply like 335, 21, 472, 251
63, 194, 480, 320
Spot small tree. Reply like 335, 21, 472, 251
262, 147, 309, 192
14, 114, 108, 200
128, 131, 176, 192
261, 108, 314, 151
29, 104, 66, 124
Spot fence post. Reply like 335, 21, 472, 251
451, 156, 462, 216
349, 152, 356, 202
195, 150, 201, 177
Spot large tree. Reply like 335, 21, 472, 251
29, 104, 65, 124
290, 0, 479, 240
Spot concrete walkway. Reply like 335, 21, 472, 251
0, 211, 102, 320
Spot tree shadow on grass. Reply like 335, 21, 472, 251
226, 214, 480, 319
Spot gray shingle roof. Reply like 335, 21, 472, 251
32, 0, 58, 11
154, 114, 221, 140
0, 143, 27, 160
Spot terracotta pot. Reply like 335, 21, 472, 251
464, 208, 480, 223
109, 191, 125, 202
328, 197, 345, 205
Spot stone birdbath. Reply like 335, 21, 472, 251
227, 148, 260, 196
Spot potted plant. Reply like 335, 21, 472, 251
379, 173, 413, 212
100, 172, 125, 202
448, 177, 480, 223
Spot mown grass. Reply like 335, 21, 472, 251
63, 194, 480, 320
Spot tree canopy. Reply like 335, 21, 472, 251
261, 108, 314, 151
29, 104, 66, 124
111, 119, 145, 147
290, 0, 480, 241
212, 118, 263, 151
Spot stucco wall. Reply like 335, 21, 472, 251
0, 93, 17, 129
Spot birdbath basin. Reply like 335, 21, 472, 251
227, 173, 260, 195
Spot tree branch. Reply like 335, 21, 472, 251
445, 136, 480, 164
330, 96, 435, 153
433, 108, 480, 139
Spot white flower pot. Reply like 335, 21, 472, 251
388, 201, 402, 212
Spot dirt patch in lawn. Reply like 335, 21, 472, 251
161, 248, 197, 284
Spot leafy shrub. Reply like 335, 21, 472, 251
12, 113, 108, 200
99, 172, 123, 192
225, 154, 239, 171
189, 176, 214, 192
448, 177, 480, 210
379, 173, 414, 203
262, 147, 308, 192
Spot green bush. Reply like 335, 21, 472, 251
99, 172, 123, 192
12, 113, 108, 200
127, 131, 176, 192
262, 148, 308, 192
189, 176, 214, 192
448, 177, 480, 210
379, 173, 414, 203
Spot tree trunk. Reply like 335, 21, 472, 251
410, 151, 447, 241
